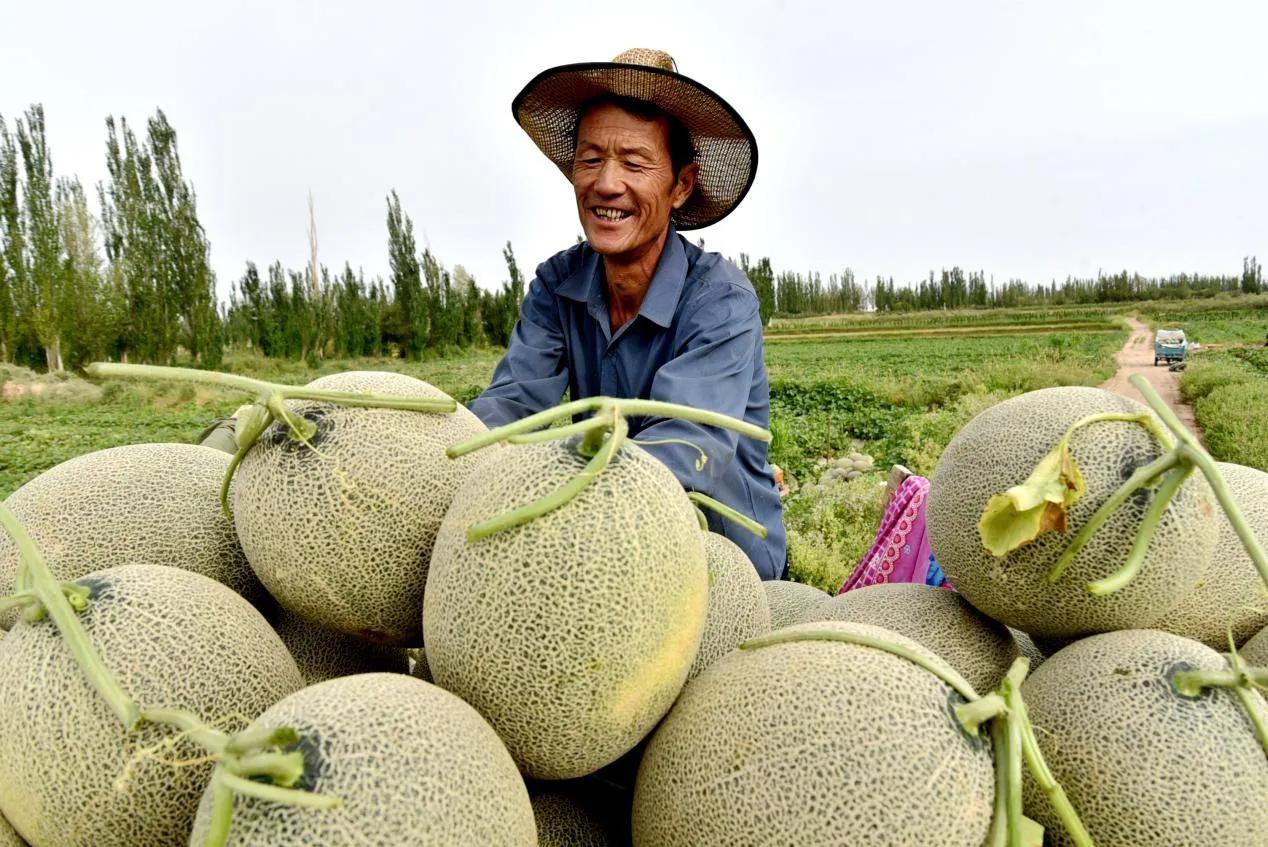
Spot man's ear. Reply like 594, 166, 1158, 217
670, 162, 699, 210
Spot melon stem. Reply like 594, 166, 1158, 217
225, 725, 300, 755
216, 769, 341, 809
687, 492, 768, 538
1128, 374, 1268, 594
740, 627, 981, 701
140, 707, 231, 753
84, 362, 457, 414
954, 692, 1007, 736
446, 396, 770, 459
205, 768, 235, 847
1087, 462, 1192, 596
985, 720, 1009, 847
465, 416, 628, 541
231, 751, 306, 786
1045, 450, 1180, 584
506, 417, 606, 446
220, 407, 274, 517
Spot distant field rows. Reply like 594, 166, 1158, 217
765, 322, 1121, 341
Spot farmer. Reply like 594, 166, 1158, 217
468, 48, 787, 580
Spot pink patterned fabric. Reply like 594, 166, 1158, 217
839, 475, 949, 594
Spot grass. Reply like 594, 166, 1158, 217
1138, 292, 1268, 345
1181, 347, 1268, 471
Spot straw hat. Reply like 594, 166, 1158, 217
512, 48, 758, 230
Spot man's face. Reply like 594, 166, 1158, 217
572, 103, 696, 262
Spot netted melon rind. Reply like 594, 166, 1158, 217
531, 788, 618, 847
811, 583, 1019, 693
1146, 462, 1268, 648
233, 371, 487, 646
424, 438, 707, 780
0, 443, 263, 628
688, 532, 772, 679
927, 387, 1218, 637
632, 621, 995, 846
1021, 629, 1268, 846
189, 673, 536, 846
271, 607, 408, 685
1242, 625, 1268, 666
762, 579, 830, 629
0, 564, 303, 847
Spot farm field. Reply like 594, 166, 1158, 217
1, 296, 1264, 593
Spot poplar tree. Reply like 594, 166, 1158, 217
16, 106, 64, 371
0, 115, 23, 362
385, 190, 426, 357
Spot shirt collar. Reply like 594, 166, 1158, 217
555, 227, 688, 330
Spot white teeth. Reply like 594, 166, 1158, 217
595, 208, 629, 221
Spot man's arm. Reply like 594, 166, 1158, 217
468, 276, 570, 429
633, 287, 762, 495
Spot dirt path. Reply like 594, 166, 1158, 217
1100, 317, 1205, 442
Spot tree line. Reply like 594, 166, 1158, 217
740, 255, 1264, 325
0, 102, 1262, 372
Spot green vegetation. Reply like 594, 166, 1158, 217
1139, 292, 1268, 344
1182, 347, 1268, 471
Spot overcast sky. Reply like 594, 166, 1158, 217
3, 0, 1266, 298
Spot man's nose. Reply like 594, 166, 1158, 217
594, 159, 624, 196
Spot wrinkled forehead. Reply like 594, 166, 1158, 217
575, 103, 672, 158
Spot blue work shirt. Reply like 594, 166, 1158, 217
468, 228, 787, 580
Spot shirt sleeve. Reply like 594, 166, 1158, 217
467, 275, 570, 429
633, 285, 761, 496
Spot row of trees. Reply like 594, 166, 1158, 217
0, 105, 220, 371
1, 103, 1262, 369
742, 256, 1264, 324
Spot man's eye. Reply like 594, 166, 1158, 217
623, 161, 644, 171
575, 158, 601, 167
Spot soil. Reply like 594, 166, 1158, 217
1100, 317, 1205, 442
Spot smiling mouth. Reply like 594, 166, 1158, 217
591, 207, 632, 223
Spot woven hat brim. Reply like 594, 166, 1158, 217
512, 61, 758, 230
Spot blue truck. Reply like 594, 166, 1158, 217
1153, 329, 1187, 366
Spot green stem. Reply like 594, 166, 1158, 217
740, 627, 980, 702
1065, 410, 1174, 452
577, 406, 616, 457
1171, 666, 1268, 695
447, 396, 770, 459
0, 591, 39, 615
216, 770, 341, 810
693, 506, 708, 532
1128, 375, 1268, 594
229, 751, 305, 787
986, 719, 1009, 847
1046, 450, 1179, 583
1012, 686, 1095, 847
466, 417, 628, 541
1087, 462, 1192, 596
139, 707, 230, 753
0, 504, 141, 728
85, 362, 455, 414
687, 492, 768, 539
448, 398, 604, 457
1005, 703, 1025, 847
205, 767, 235, 847
224, 726, 299, 756
220, 409, 273, 518
506, 417, 607, 446
954, 692, 1007, 737
1232, 684, 1268, 756
265, 392, 317, 442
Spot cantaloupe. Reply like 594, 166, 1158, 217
270, 607, 408, 685
1021, 629, 1268, 846
424, 438, 708, 780
762, 579, 830, 629
809, 583, 1019, 692
189, 673, 536, 845
410, 647, 433, 683
1146, 462, 1268, 648
927, 387, 1218, 637
1240, 624, 1268, 666
632, 621, 995, 846
688, 532, 771, 679
232, 371, 487, 646
0, 444, 264, 628
531, 786, 620, 847
0, 564, 303, 847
